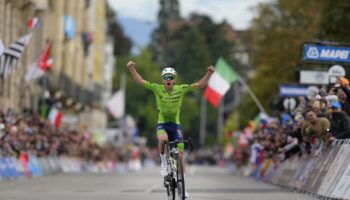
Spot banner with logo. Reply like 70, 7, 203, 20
279, 84, 308, 97
303, 43, 350, 63
299, 70, 329, 85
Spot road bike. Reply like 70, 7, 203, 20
163, 138, 193, 200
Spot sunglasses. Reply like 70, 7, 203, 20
163, 75, 175, 80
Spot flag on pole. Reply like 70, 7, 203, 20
106, 89, 125, 119
25, 41, 53, 82
204, 57, 238, 107
238, 132, 249, 148
0, 33, 32, 77
27, 17, 39, 30
48, 107, 63, 128
0, 39, 4, 56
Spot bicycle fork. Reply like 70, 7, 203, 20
164, 156, 177, 188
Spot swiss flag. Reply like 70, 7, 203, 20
27, 17, 39, 30
25, 41, 53, 82
39, 41, 53, 70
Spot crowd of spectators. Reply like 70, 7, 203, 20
241, 77, 350, 178
0, 109, 157, 167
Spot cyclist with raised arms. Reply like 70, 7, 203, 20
127, 61, 215, 196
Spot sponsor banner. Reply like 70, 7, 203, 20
0, 155, 145, 182
279, 84, 308, 97
28, 156, 43, 176
0, 158, 9, 180
303, 44, 350, 63
4, 157, 19, 178
299, 70, 329, 85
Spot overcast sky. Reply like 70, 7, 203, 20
108, 0, 273, 30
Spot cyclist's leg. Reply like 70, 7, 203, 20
157, 124, 169, 176
157, 124, 169, 154
158, 130, 168, 154
174, 125, 186, 173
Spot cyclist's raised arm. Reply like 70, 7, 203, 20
127, 61, 146, 85
192, 66, 215, 89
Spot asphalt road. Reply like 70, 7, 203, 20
0, 166, 316, 200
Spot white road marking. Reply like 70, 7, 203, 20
146, 183, 159, 193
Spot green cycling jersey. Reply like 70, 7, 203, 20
144, 81, 196, 124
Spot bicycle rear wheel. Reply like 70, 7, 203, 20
176, 156, 185, 200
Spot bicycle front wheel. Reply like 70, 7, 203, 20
166, 177, 176, 200
176, 156, 185, 200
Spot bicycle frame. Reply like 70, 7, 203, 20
163, 138, 193, 200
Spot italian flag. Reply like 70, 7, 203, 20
204, 58, 238, 107
48, 107, 63, 128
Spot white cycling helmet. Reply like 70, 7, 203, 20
161, 67, 177, 77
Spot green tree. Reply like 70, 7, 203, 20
171, 25, 211, 83
158, 0, 180, 26
158, 14, 237, 82
152, 0, 181, 63
319, 0, 350, 43
236, 0, 323, 126
192, 14, 236, 65
114, 50, 160, 146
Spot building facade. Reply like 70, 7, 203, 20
0, 0, 114, 129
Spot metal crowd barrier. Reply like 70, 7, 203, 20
0, 154, 143, 182
258, 139, 350, 200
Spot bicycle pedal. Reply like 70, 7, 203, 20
164, 175, 170, 182
163, 177, 169, 186
163, 181, 169, 187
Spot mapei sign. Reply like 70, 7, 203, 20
303, 44, 350, 63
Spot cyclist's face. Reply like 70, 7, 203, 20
163, 79, 176, 87
162, 75, 176, 88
